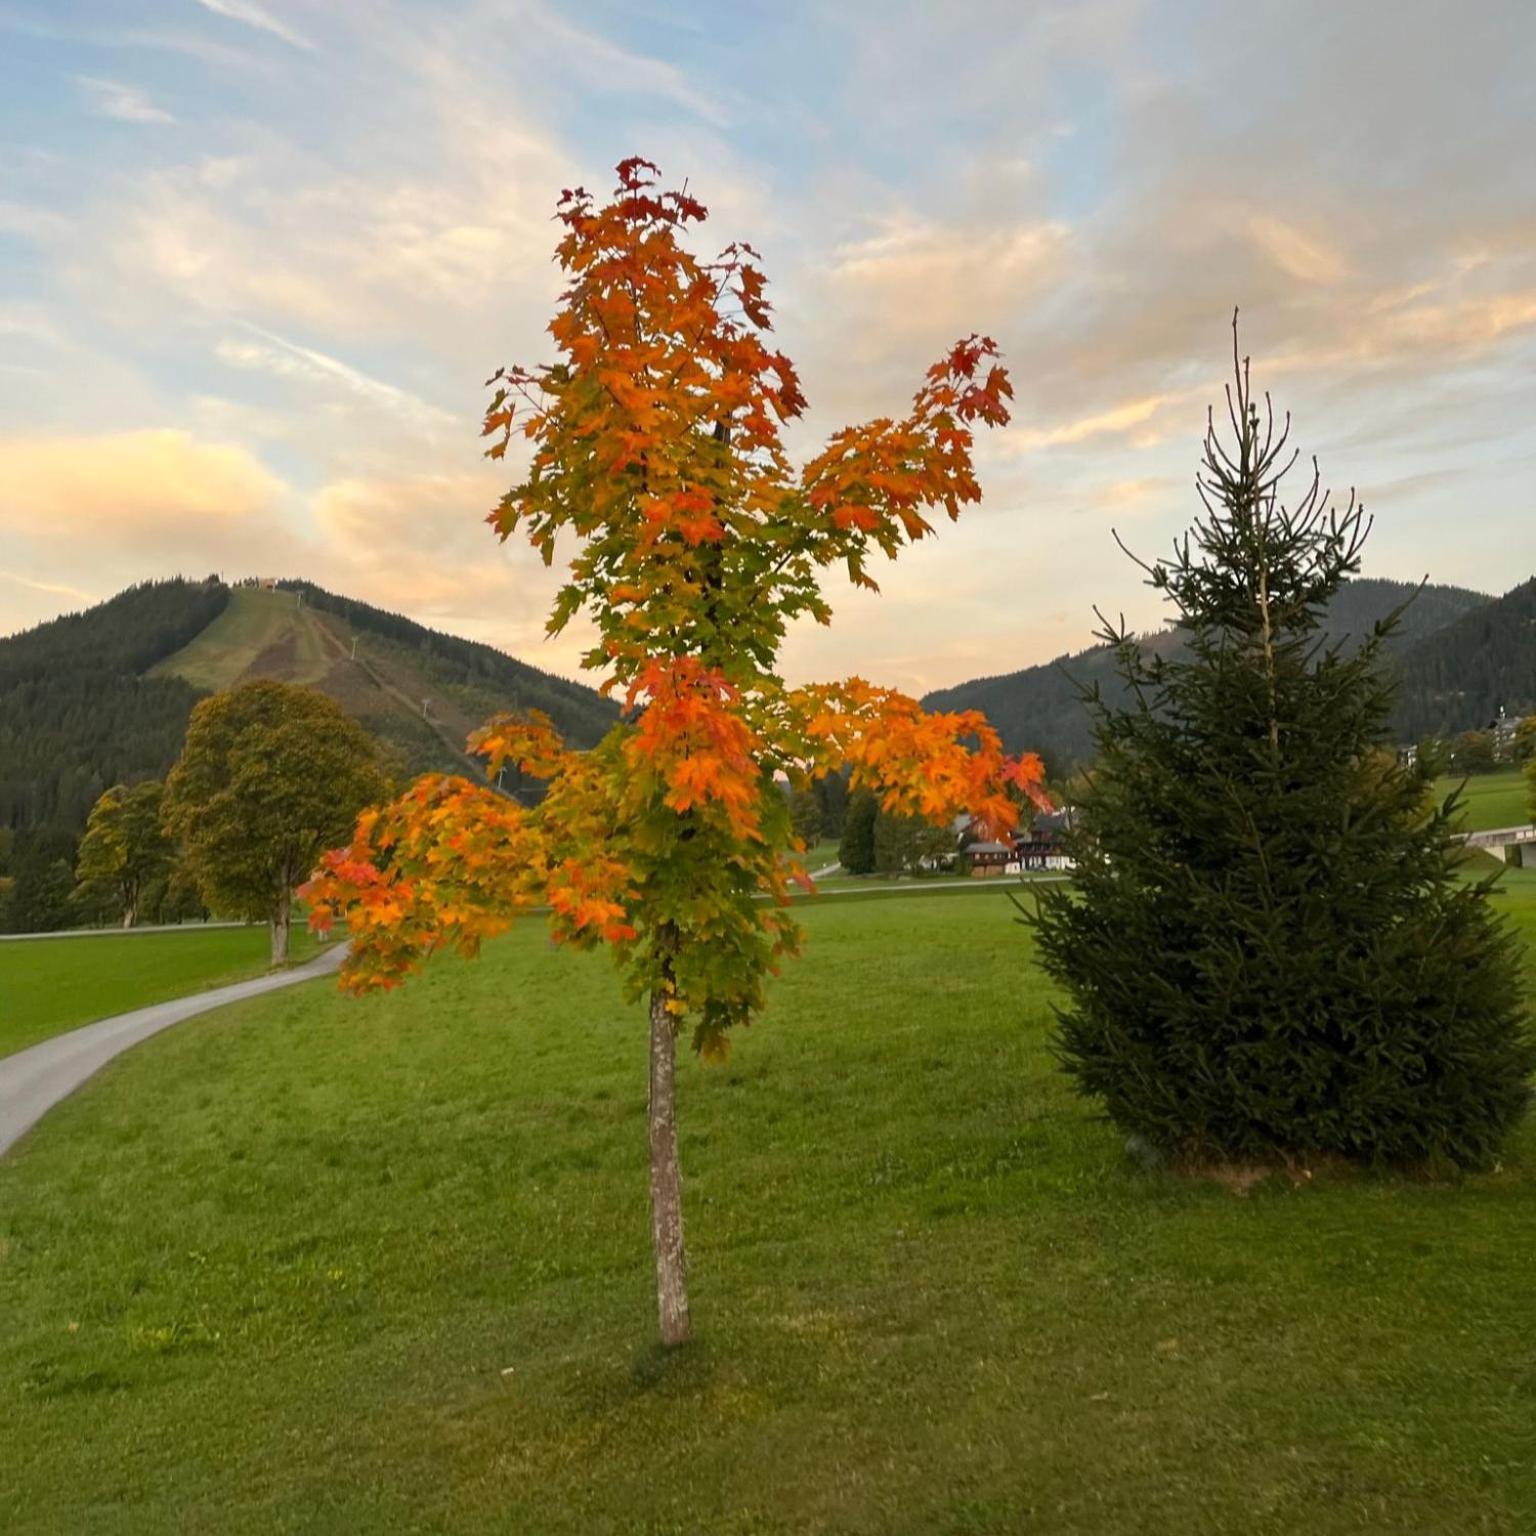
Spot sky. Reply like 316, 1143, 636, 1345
2, 0, 1534, 695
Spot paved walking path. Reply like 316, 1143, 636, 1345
0, 920, 256, 943
0, 942, 348, 1156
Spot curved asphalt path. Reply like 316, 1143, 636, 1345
0, 941, 348, 1157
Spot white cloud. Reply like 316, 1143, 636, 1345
216, 324, 455, 430
75, 76, 176, 124
193, 0, 313, 51
513, 3, 730, 127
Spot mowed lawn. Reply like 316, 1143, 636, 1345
2, 886, 1535, 1533
1436, 768, 1531, 831
0, 925, 321, 1059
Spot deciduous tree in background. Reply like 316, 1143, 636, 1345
788, 786, 823, 845
838, 790, 879, 876
166, 680, 387, 965
873, 805, 956, 877
74, 780, 172, 927
1449, 729, 1497, 776
306, 159, 1047, 1346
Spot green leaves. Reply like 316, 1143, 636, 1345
165, 680, 388, 927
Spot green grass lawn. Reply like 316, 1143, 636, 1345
801, 838, 842, 869
2, 886, 1534, 1533
1436, 768, 1532, 831
0, 925, 321, 1060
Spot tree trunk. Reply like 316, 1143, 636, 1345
647, 986, 692, 1347
270, 889, 291, 967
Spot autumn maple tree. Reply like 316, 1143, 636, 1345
306, 158, 1046, 1346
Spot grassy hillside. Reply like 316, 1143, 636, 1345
153, 582, 618, 783
1438, 769, 1532, 832
2, 885, 1533, 1532
149, 586, 331, 693
925, 576, 1495, 771
0, 925, 323, 1060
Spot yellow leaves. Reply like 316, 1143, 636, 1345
695, 1027, 731, 1065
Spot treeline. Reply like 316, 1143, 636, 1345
0, 578, 228, 837
279, 580, 619, 747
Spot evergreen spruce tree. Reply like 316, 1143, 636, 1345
1031, 325, 1533, 1170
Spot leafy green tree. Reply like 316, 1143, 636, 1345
838, 789, 879, 875
2, 842, 76, 933
155, 853, 210, 924
165, 680, 387, 965
74, 781, 172, 927
873, 806, 955, 876
1448, 729, 1497, 775
1512, 716, 1536, 766
789, 786, 823, 846
812, 770, 849, 840
1031, 329, 1534, 1170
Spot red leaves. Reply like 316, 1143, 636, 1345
615, 155, 661, 191
736, 264, 771, 329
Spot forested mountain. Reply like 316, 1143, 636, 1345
923, 577, 1506, 772
0, 579, 228, 836
0, 576, 618, 849
1390, 577, 1536, 740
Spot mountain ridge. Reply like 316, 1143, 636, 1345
923, 576, 1526, 771
0, 576, 618, 843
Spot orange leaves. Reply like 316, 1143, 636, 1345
624, 659, 763, 839
637, 485, 724, 546
798, 336, 1012, 589
302, 775, 549, 993
794, 679, 1050, 843
545, 856, 638, 946
1002, 752, 1053, 809
312, 156, 1051, 1057
470, 710, 571, 783
832, 505, 882, 533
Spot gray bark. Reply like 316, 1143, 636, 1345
270, 887, 291, 967
647, 987, 692, 1347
